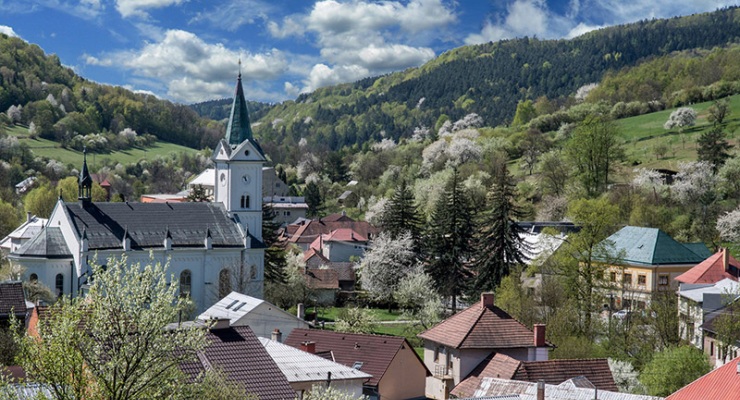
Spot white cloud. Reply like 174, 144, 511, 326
115, 0, 186, 18
566, 22, 603, 38
304, 64, 369, 93
190, 0, 273, 32
87, 29, 288, 102
355, 44, 435, 71
0, 25, 18, 37
465, 0, 551, 44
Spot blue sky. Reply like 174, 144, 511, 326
0, 0, 738, 104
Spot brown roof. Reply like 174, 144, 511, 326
418, 296, 541, 349
304, 268, 340, 290
284, 218, 379, 245
180, 326, 295, 400
320, 213, 355, 222
675, 248, 740, 284
451, 353, 617, 398
284, 328, 427, 387
0, 282, 27, 316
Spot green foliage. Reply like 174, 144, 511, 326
565, 116, 624, 197
304, 384, 368, 400
23, 181, 57, 218
696, 126, 733, 170
512, 100, 536, 127
379, 179, 423, 247
263, 203, 288, 284
0, 199, 20, 238
640, 346, 711, 397
304, 181, 324, 218
335, 307, 378, 334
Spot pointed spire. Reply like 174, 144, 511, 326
223, 64, 264, 159
78, 147, 92, 204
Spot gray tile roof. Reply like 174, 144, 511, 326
63, 202, 248, 250
12, 227, 71, 258
0, 282, 27, 316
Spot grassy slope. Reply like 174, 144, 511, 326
6, 125, 198, 167
617, 95, 740, 170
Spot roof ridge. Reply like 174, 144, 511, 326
456, 304, 487, 348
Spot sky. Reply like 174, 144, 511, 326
0, 0, 738, 105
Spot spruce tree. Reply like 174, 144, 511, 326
263, 203, 288, 284
424, 168, 476, 313
380, 179, 422, 247
473, 164, 529, 295
697, 125, 733, 172
304, 181, 324, 217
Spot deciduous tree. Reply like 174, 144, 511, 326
565, 116, 624, 197
640, 346, 710, 397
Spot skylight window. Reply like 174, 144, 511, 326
232, 302, 246, 312
225, 300, 239, 309
352, 362, 363, 370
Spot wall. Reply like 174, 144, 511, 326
324, 241, 365, 263
237, 303, 310, 339
379, 343, 427, 400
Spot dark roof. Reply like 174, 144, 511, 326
180, 325, 294, 400
305, 268, 339, 290
285, 328, 425, 387
418, 297, 544, 349
12, 227, 71, 258
452, 354, 617, 398
515, 222, 580, 235
601, 226, 709, 265
0, 282, 27, 316
63, 202, 247, 250
701, 303, 740, 339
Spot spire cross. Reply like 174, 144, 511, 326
238, 58, 242, 79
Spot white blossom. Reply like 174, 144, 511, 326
672, 161, 723, 205
6, 105, 22, 123
664, 107, 697, 130
575, 83, 599, 102
411, 126, 431, 142
717, 207, 740, 242
446, 137, 482, 167
364, 196, 388, 226
372, 138, 397, 152
452, 113, 483, 132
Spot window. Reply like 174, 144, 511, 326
179, 270, 192, 298
55, 274, 64, 296
219, 269, 231, 298
29, 273, 38, 283
623, 273, 632, 285
711, 341, 715, 356
610, 272, 617, 282
638, 275, 647, 285
250, 265, 257, 280
658, 274, 669, 286
240, 194, 250, 209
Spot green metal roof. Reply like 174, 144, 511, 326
603, 226, 709, 266
224, 73, 265, 157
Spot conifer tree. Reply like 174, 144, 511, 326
380, 179, 422, 248
473, 164, 529, 294
697, 125, 733, 172
304, 181, 324, 217
262, 203, 287, 284
424, 168, 476, 313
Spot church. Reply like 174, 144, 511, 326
8, 72, 266, 313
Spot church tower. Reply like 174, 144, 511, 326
213, 69, 266, 240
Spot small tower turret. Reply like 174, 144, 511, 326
78, 148, 93, 205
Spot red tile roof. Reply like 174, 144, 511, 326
180, 326, 295, 400
284, 328, 427, 387
283, 218, 379, 245
451, 353, 617, 398
667, 356, 740, 400
304, 268, 340, 290
304, 247, 330, 265
418, 296, 542, 349
324, 228, 367, 243
675, 248, 740, 284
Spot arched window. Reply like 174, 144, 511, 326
250, 265, 257, 280
219, 269, 231, 298
180, 270, 192, 298
55, 274, 64, 296
240, 194, 250, 209
29, 273, 38, 283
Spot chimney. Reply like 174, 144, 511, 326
26, 212, 32, 223
537, 380, 545, 400
533, 324, 546, 347
736, 361, 740, 375
297, 303, 305, 320
481, 293, 495, 309
724, 247, 730, 272
210, 318, 230, 330
300, 341, 316, 354
271, 328, 282, 343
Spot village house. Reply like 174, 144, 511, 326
197, 291, 310, 339
666, 355, 740, 400
264, 195, 309, 226
281, 212, 379, 252
418, 293, 552, 400
0, 213, 47, 255
7, 72, 267, 313
285, 328, 428, 400
456, 376, 663, 400
598, 226, 710, 310
259, 335, 372, 398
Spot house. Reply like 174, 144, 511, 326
7, 72, 267, 313
700, 302, 740, 367
598, 226, 711, 310
198, 291, 310, 339
304, 268, 340, 305
456, 377, 663, 400
14, 177, 36, 195
0, 281, 32, 328
0, 213, 47, 255
259, 336, 372, 398
677, 278, 739, 349
666, 355, 740, 400
265, 195, 309, 226
179, 322, 296, 399
418, 293, 552, 400
451, 353, 617, 398
308, 228, 369, 263
676, 248, 740, 285
304, 250, 356, 291
187, 168, 216, 200
281, 212, 379, 251
285, 328, 429, 400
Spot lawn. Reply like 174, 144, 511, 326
315, 306, 404, 323
5, 124, 199, 167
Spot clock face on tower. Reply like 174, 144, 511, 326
242, 174, 251, 185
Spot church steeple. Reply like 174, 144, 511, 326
78, 148, 92, 204
224, 62, 256, 147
